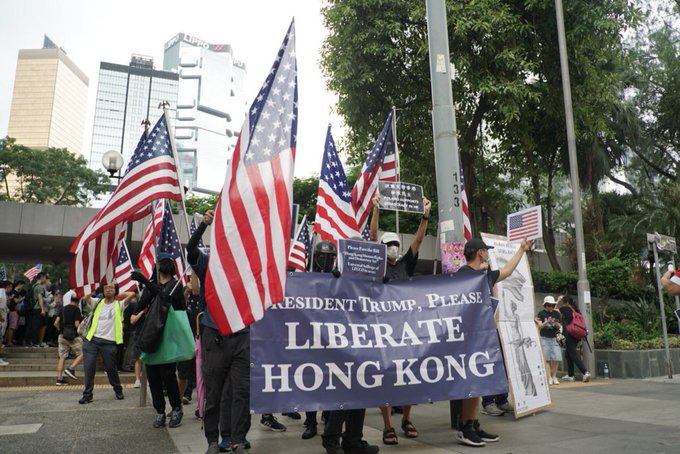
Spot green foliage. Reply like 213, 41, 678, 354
292, 176, 320, 223
0, 137, 109, 206
532, 270, 578, 294
184, 195, 218, 217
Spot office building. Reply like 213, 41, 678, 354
163, 33, 248, 192
7, 36, 89, 156
89, 54, 179, 172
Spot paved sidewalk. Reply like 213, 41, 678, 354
1, 378, 680, 453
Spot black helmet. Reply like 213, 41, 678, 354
314, 240, 337, 273
314, 240, 337, 255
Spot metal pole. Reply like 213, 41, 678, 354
426, 0, 465, 244
392, 106, 400, 237
652, 242, 673, 378
554, 0, 594, 374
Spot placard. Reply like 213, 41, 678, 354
378, 182, 424, 213
337, 239, 386, 281
441, 242, 466, 274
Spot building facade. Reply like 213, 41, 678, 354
163, 33, 247, 193
7, 37, 89, 156
89, 54, 179, 173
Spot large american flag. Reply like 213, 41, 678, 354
351, 111, 397, 229
460, 165, 472, 241
314, 125, 360, 242
23, 264, 43, 281
114, 241, 136, 293
287, 215, 312, 272
157, 200, 187, 284
507, 205, 542, 241
138, 200, 164, 278
69, 114, 182, 294
204, 21, 297, 335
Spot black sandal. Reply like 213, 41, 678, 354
383, 427, 399, 445
401, 419, 419, 438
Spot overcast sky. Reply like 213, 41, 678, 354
0, 0, 344, 178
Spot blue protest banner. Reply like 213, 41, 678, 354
250, 271, 507, 414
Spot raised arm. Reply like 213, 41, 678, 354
662, 270, 680, 296
187, 210, 213, 263
369, 195, 380, 242
409, 197, 431, 256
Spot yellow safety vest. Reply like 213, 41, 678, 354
86, 300, 124, 344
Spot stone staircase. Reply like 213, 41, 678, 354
0, 346, 135, 387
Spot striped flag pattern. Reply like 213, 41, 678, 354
69, 114, 183, 294
156, 200, 187, 285
114, 241, 136, 293
507, 205, 542, 241
287, 215, 312, 272
138, 200, 164, 279
351, 111, 396, 230
460, 166, 472, 241
204, 21, 298, 335
23, 264, 43, 281
314, 125, 360, 242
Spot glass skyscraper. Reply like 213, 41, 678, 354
89, 54, 179, 172
163, 33, 247, 193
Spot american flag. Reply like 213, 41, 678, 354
157, 200, 187, 284
460, 165, 472, 241
351, 111, 397, 229
138, 200, 164, 278
69, 114, 183, 294
204, 21, 297, 335
23, 264, 43, 281
507, 205, 542, 241
287, 215, 312, 272
114, 241, 136, 293
314, 125, 360, 242
361, 222, 371, 241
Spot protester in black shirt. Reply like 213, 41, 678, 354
535, 296, 563, 385
54, 292, 83, 385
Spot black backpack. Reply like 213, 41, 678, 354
17, 286, 34, 317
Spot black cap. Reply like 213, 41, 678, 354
464, 238, 494, 256
156, 252, 174, 262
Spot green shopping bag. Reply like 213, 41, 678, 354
140, 307, 195, 365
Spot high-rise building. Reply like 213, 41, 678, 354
89, 54, 179, 172
163, 33, 247, 193
7, 36, 89, 156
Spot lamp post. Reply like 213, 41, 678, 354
102, 150, 124, 184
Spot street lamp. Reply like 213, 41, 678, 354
102, 150, 124, 180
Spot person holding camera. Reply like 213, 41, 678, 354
535, 296, 563, 385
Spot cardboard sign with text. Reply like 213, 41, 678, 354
337, 239, 386, 281
378, 182, 424, 213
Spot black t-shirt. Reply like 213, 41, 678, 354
457, 265, 500, 293
59, 304, 83, 332
537, 309, 561, 338
386, 248, 418, 280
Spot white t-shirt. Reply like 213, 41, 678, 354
94, 301, 117, 341
0, 289, 7, 312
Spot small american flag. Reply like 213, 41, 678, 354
507, 205, 542, 241
23, 264, 43, 281
361, 222, 371, 241
287, 215, 312, 272
204, 21, 297, 335
114, 241, 136, 293
314, 125, 360, 242
157, 200, 187, 284
138, 200, 164, 279
460, 165, 472, 241
352, 111, 397, 230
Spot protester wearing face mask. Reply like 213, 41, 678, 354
369, 193, 431, 445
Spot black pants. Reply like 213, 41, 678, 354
27, 309, 43, 345
147, 362, 182, 414
564, 334, 587, 376
323, 409, 366, 448
304, 411, 317, 426
202, 327, 250, 445
482, 331, 508, 407
83, 337, 122, 398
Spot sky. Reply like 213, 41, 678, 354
0, 0, 344, 179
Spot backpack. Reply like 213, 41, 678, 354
566, 310, 588, 340
18, 287, 33, 317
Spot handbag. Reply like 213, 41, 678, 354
136, 293, 170, 354
140, 307, 195, 365
77, 300, 101, 338
556, 332, 566, 348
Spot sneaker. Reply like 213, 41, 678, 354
40, 342, 48, 347
260, 414, 286, 432
481, 402, 504, 416
78, 395, 93, 404
583, 372, 592, 383
553, 377, 560, 385
474, 420, 499, 442
455, 421, 486, 447
133, 379, 141, 388
561, 375, 575, 382
115, 391, 125, 400
219, 437, 231, 452
153, 413, 166, 428
205, 442, 220, 454
182, 396, 191, 405
169, 407, 184, 428
0, 358, 8, 366
497, 402, 514, 413
283, 411, 301, 420
342, 440, 380, 454
56, 377, 67, 386
64, 367, 77, 380
548, 376, 553, 385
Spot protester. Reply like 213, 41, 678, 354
559, 295, 592, 383
79, 283, 135, 404
129, 304, 145, 388
187, 210, 251, 454
0, 280, 11, 365
661, 268, 680, 296
454, 237, 533, 447
12, 280, 27, 346
4, 281, 18, 348
26, 272, 47, 347
131, 253, 186, 429
369, 194, 431, 445
54, 292, 84, 385
535, 295, 563, 385
178, 274, 200, 404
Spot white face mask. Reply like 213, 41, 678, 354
387, 246, 399, 261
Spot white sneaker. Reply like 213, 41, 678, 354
548, 376, 554, 385
40, 342, 48, 348
561, 375, 575, 382
552, 377, 560, 385
481, 402, 505, 416
0, 359, 8, 366
133, 379, 141, 388
583, 372, 592, 383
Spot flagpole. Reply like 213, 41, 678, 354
392, 106, 400, 237
150, 201, 162, 279
121, 240, 141, 294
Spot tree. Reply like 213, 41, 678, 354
184, 194, 219, 217
0, 137, 109, 206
